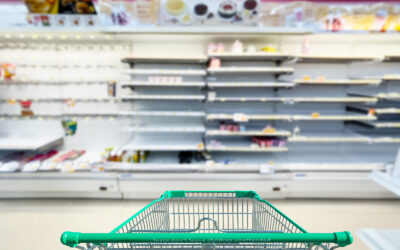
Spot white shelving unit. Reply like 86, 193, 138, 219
354, 121, 400, 128
383, 55, 400, 62
206, 145, 288, 152
289, 132, 400, 143
0, 98, 119, 103
296, 55, 377, 63
349, 92, 400, 101
104, 161, 385, 173
0, 30, 399, 199
375, 108, 400, 114
208, 97, 377, 103
0, 134, 63, 151
295, 79, 381, 85
207, 52, 291, 61
347, 106, 400, 115
290, 97, 377, 103
371, 171, 400, 196
0, 80, 112, 85
207, 67, 293, 75
209, 97, 283, 102
122, 95, 205, 101
121, 56, 207, 64
120, 53, 206, 157
358, 228, 400, 250
377, 93, 400, 100
206, 113, 291, 121
124, 69, 207, 76
289, 133, 368, 143
383, 75, 400, 81
206, 130, 291, 137
370, 148, 400, 196
208, 82, 294, 88
122, 126, 205, 133
123, 138, 204, 151
119, 110, 205, 117
277, 163, 385, 172
121, 81, 205, 87
291, 114, 376, 121
206, 113, 374, 121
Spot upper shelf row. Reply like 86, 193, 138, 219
121, 54, 400, 64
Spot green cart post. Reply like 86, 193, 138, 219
61, 191, 353, 250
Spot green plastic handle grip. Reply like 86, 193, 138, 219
61, 231, 353, 248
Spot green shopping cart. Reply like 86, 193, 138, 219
61, 191, 353, 250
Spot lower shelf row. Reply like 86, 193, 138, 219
0, 149, 391, 173
122, 135, 400, 152
0, 161, 387, 174
1, 132, 399, 152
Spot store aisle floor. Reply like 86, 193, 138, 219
0, 199, 399, 250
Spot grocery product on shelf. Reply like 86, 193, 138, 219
53, 150, 85, 163
193, 2, 209, 19
23, 150, 58, 163
19, 100, 34, 117
217, 43, 225, 53
64, 99, 76, 107
302, 38, 310, 54
231, 40, 243, 53
61, 119, 77, 136
0, 152, 24, 172
209, 58, 221, 68
252, 137, 286, 148
104, 148, 149, 163
219, 122, 239, 131
218, 0, 238, 20
0, 150, 59, 172
208, 42, 217, 53
22, 161, 41, 172
178, 151, 207, 164
107, 81, 116, 97
164, 0, 186, 16
178, 151, 192, 163
0, 161, 20, 172
1, 63, 16, 80
243, 0, 258, 13
262, 125, 276, 133
260, 45, 277, 53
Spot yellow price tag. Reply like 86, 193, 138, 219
263, 128, 276, 133
311, 112, 320, 119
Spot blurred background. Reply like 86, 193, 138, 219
0, 0, 399, 249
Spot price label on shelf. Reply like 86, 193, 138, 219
208, 92, 216, 101
206, 160, 216, 166
259, 164, 273, 174
263, 127, 276, 133
7, 99, 16, 105
233, 113, 248, 122
311, 112, 320, 119
368, 109, 376, 116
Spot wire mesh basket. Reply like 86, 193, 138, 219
61, 191, 353, 250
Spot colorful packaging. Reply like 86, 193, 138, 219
61, 119, 78, 136
2, 63, 16, 79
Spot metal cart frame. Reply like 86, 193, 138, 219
61, 191, 353, 250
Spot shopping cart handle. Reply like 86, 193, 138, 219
61, 231, 353, 248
